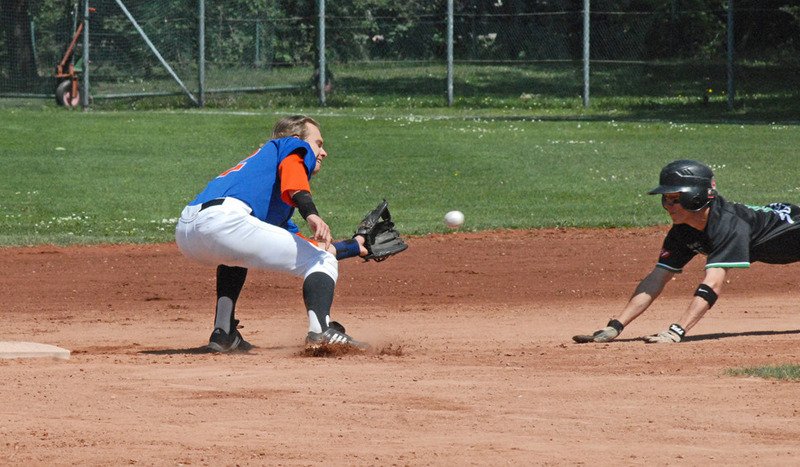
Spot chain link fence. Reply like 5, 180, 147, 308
1, 1, 797, 112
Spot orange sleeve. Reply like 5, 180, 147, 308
278, 153, 312, 205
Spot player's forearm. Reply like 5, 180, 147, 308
676, 268, 726, 332
617, 272, 668, 326
329, 235, 368, 259
677, 296, 712, 332
617, 292, 656, 326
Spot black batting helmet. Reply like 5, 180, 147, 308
648, 160, 716, 211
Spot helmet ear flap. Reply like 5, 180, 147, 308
679, 187, 715, 211
678, 190, 701, 211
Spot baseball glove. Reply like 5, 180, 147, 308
355, 199, 408, 262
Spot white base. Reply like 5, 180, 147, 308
0, 341, 71, 360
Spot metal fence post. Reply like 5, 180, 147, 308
582, 0, 590, 108
81, 0, 90, 109
727, 0, 735, 110
318, 0, 326, 107
446, 0, 453, 107
199, 0, 205, 107
255, 19, 260, 66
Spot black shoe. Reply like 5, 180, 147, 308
207, 320, 252, 353
305, 321, 370, 349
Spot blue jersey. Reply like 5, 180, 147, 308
189, 137, 317, 232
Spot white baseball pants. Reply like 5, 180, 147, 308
175, 197, 338, 281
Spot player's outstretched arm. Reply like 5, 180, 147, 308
644, 267, 726, 343
573, 267, 673, 343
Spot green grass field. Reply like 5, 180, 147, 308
2, 107, 798, 246
727, 365, 800, 381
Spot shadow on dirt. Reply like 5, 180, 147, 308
139, 343, 405, 357
572, 329, 800, 345
684, 329, 800, 342
139, 345, 267, 355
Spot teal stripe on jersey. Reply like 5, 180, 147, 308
656, 262, 682, 273
705, 262, 750, 269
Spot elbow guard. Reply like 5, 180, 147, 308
291, 190, 318, 220
693, 283, 718, 308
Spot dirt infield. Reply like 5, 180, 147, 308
2, 228, 799, 466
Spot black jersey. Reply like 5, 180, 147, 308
656, 195, 800, 273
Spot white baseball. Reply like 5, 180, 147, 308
444, 210, 464, 229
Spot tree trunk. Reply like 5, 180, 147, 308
1, 0, 39, 79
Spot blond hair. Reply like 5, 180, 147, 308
271, 115, 320, 140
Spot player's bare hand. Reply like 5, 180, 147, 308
354, 234, 369, 256
306, 214, 332, 251
573, 319, 624, 343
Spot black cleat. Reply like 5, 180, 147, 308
207, 320, 253, 353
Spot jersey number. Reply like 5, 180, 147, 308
216, 151, 258, 178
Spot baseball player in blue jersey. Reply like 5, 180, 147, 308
574, 160, 800, 344
176, 115, 371, 352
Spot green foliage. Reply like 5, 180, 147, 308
1, 108, 799, 246
7, 1, 800, 79
727, 365, 800, 381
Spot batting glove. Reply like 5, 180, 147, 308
643, 323, 685, 343
573, 319, 624, 343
